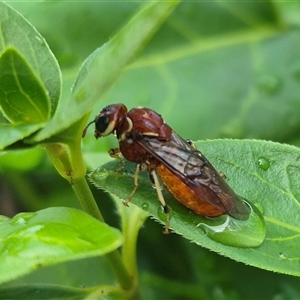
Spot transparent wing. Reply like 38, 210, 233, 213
136, 132, 250, 220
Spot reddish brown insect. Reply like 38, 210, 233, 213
83, 104, 250, 231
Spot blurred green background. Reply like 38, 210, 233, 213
1, 1, 300, 299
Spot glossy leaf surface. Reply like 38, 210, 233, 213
0, 207, 122, 284
0, 3, 61, 149
0, 48, 50, 124
0, 123, 44, 150
90, 139, 300, 276
27, 1, 180, 143
0, 2, 61, 117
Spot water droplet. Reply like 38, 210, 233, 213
142, 203, 149, 211
252, 200, 265, 214
279, 252, 288, 259
157, 206, 166, 221
197, 216, 230, 235
257, 74, 281, 94
10, 212, 37, 226
196, 200, 266, 248
10, 216, 26, 226
157, 206, 172, 222
257, 157, 270, 171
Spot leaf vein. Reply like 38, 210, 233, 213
264, 216, 300, 233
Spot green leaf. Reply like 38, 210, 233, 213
0, 207, 123, 284
90, 139, 300, 276
83, 2, 300, 144
91, 158, 265, 248
27, 0, 180, 143
0, 284, 97, 300
0, 48, 50, 124
0, 2, 61, 117
0, 283, 129, 300
0, 123, 44, 150
0, 147, 44, 171
113, 197, 149, 280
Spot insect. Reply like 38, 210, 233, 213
83, 104, 250, 232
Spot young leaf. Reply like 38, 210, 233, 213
0, 2, 61, 117
27, 1, 180, 143
0, 48, 51, 124
90, 139, 300, 276
0, 123, 44, 150
0, 207, 123, 284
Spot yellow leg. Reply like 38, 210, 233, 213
123, 164, 142, 207
150, 169, 170, 234
109, 148, 125, 173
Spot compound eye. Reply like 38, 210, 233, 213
95, 115, 110, 134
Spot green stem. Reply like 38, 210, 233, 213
72, 176, 134, 291
121, 206, 148, 282
106, 251, 135, 292
44, 139, 134, 291
72, 177, 104, 222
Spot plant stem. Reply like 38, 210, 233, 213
120, 204, 149, 284
72, 176, 134, 291
72, 177, 104, 222
44, 138, 135, 291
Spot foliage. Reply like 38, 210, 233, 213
0, 1, 300, 299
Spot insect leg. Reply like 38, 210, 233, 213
123, 163, 143, 207
109, 148, 125, 173
149, 169, 170, 234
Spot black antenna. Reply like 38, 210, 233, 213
82, 120, 95, 138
